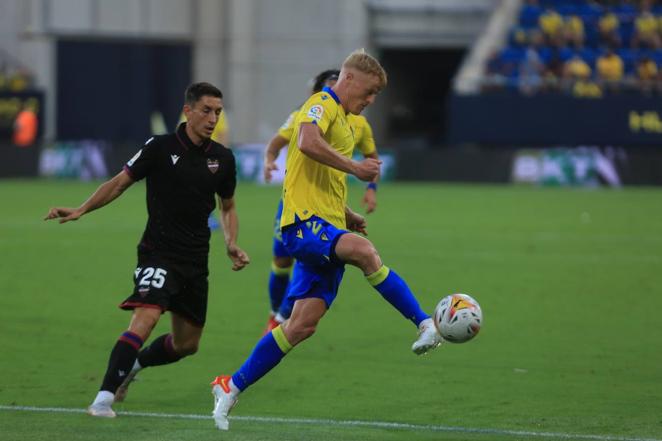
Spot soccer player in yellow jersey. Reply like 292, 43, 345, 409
262, 69, 379, 333
209, 50, 443, 431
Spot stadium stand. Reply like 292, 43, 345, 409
483, 0, 662, 96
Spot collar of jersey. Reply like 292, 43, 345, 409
322, 86, 341, 104
176, 122, 211, 151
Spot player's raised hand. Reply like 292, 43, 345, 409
227, 244, 250, 271
263, 161, 278, 183
44, 207, 83, 224
354, 158, 381, 182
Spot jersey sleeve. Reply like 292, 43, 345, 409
297, 92, 337, 135
216, 152, 237, 200
355, 116, 376, 156
124, 137, 159, 181
277, 110, 298, 140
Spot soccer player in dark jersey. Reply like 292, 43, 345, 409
45, 82, 250, 418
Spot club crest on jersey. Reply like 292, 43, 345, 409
307, 104, 324, 122
207, 158, 220, 173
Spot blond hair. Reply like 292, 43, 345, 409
342, 49, 387, 89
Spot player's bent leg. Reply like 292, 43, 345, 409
333, 233, 382, 274
281, 297, 327, 346
89, 307, 161, 415
334, 234, 442, 355
170, 312, 204, 356
117, 313, 202, 402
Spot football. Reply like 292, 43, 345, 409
433, 293, 482, 343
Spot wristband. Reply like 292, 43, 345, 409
367, 182, 377, 191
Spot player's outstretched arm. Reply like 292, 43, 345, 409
263, 134, 289, 183
44, 170, 134, 224
218, 196, 250, 271
298, 123, 381, 181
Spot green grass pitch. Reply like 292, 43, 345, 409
0, 179, 661, 441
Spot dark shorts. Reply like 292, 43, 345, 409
119, 252, 209, 327
272, 199, 291, 258
281, 216, 348, 308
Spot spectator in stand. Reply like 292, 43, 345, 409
632, 3, 660, 49
598, 11, 621, 48
519, 45, 545, 95
635, 56, 658, 95
539, 8, 564, 46
563, 55, 601, 98
596, 48, 624, 93
544, 53, 565, 91
564, 55, 591, 85
12, 101, 38, 147
564, 15, 585, 49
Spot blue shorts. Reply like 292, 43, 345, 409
282, 216, 348, 308
272, 200, 291, 258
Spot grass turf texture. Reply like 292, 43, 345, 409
0, 179, 660, 441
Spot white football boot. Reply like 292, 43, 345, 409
211, 376, 238, 430
87, 391, 116, 418
411, 318, 443, 355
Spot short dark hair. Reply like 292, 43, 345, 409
185, 82, 223, 105
312, 69, 340, 93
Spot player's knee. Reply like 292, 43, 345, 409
355, 243, 381, 272
172, 340, 199, 357
283, 321, 317, 345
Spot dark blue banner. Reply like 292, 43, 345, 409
448, 93, 662, 147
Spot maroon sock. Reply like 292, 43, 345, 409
137, 334, 183, 367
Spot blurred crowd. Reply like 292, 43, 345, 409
484, 0, 662, 97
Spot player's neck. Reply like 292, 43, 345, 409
331, 86, 350, 114
184, 124, 205, 146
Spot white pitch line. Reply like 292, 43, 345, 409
1, 405, 660, 441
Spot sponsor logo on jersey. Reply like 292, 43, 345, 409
171, 154, 180, 165
207, 158, 219, 173
307, 104, 324, 122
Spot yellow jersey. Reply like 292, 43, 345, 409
347, 114, 376, 156
277, 110, 298, 140
281, 88, 354, 229
279, 110, 375, 156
